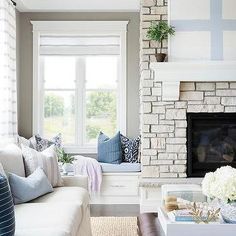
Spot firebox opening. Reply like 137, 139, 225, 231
187, 113, 236, 177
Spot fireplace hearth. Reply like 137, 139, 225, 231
187, 113, 236, 177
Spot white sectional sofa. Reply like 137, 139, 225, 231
0, 144, 92, 236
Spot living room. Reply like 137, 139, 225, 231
1, 0, 236, 235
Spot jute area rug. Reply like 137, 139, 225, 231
91, 217, 138, 236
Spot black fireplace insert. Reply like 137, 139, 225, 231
187, 113, 236, 177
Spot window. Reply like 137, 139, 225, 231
32, 21, 128, 153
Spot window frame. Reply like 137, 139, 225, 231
32, 21, 128, 153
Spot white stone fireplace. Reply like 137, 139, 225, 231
146, 61, 236, 177
141, 61, 236, 180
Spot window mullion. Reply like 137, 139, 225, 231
117, 56, 122, 134
74, 58, 79, 146
76, 57, 86, 147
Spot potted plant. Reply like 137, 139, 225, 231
147, 21, 175, 62
57, 148, 75, 174
202, 166, 236, 223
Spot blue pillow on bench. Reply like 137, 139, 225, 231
98, 132, 122, 164
0, 174, 15, 236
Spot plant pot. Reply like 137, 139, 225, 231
155, 53, 167, 62
62, 163, 73, 174
220, 201, 236, 223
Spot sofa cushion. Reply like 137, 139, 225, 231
0, 144, 25, 177
22, 145, 63, 187
17, 135, 36, 149
30, 187, 89, 206
9, 168, 53, 204
100, 162, 141, 173
98, 132, 122, 164
15, 203, 81, 236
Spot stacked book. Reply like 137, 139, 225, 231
168, 209, 210, 222
168, 209, 194, 222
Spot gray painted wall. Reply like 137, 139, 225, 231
18, 12, 140, 140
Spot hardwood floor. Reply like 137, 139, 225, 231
90, 204, 140, 217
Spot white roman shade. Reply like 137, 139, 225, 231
40, 36, 121, 55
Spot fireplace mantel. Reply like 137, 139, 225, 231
150, 61, 236, 101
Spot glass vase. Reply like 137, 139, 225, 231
220, 201, 236, 224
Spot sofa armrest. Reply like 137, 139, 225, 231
62, 175, 88, 190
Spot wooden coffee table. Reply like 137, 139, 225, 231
138, 213, 164, 236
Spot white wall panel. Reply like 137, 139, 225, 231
222, 0, 236, 19
223, 31, 236, 60
170, 0, 210, 20
169, 32, 211, 61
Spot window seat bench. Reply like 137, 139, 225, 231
91, 163, 141, 204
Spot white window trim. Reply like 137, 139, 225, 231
31, 21, 128, 154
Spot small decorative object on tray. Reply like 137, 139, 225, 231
189, 202, 220, 224
164, 196, 197, 212
164, 196, 178, 212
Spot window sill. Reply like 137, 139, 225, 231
63, 145, 97, 154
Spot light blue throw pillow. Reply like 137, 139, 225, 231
98, 132, 122, 164
9, 168, 53, 204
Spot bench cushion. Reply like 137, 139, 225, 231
100, 162, 141, 173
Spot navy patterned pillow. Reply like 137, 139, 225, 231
35, 134, 62, 152
120, 134, 141, 163
0, 175, 15, 236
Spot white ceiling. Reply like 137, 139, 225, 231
15, 0, 140, 12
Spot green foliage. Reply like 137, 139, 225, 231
44, 94, 64, 118
86, 125, 100, 139
57, 148, 75, 164
86, 91, 116, 119
147, 21, 175, 49
86, 91, 117, 140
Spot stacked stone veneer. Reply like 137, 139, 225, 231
140, 0, 236, 178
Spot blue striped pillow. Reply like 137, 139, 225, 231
0, 175, 15, 236
98, 132, 122, 164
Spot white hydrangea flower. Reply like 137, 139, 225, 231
202, 172, 215, 198
202, 166, 236, 202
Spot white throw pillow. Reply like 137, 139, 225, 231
0, 144, 25, 177
17, 135, 36, 149
21, 145, 63, 187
